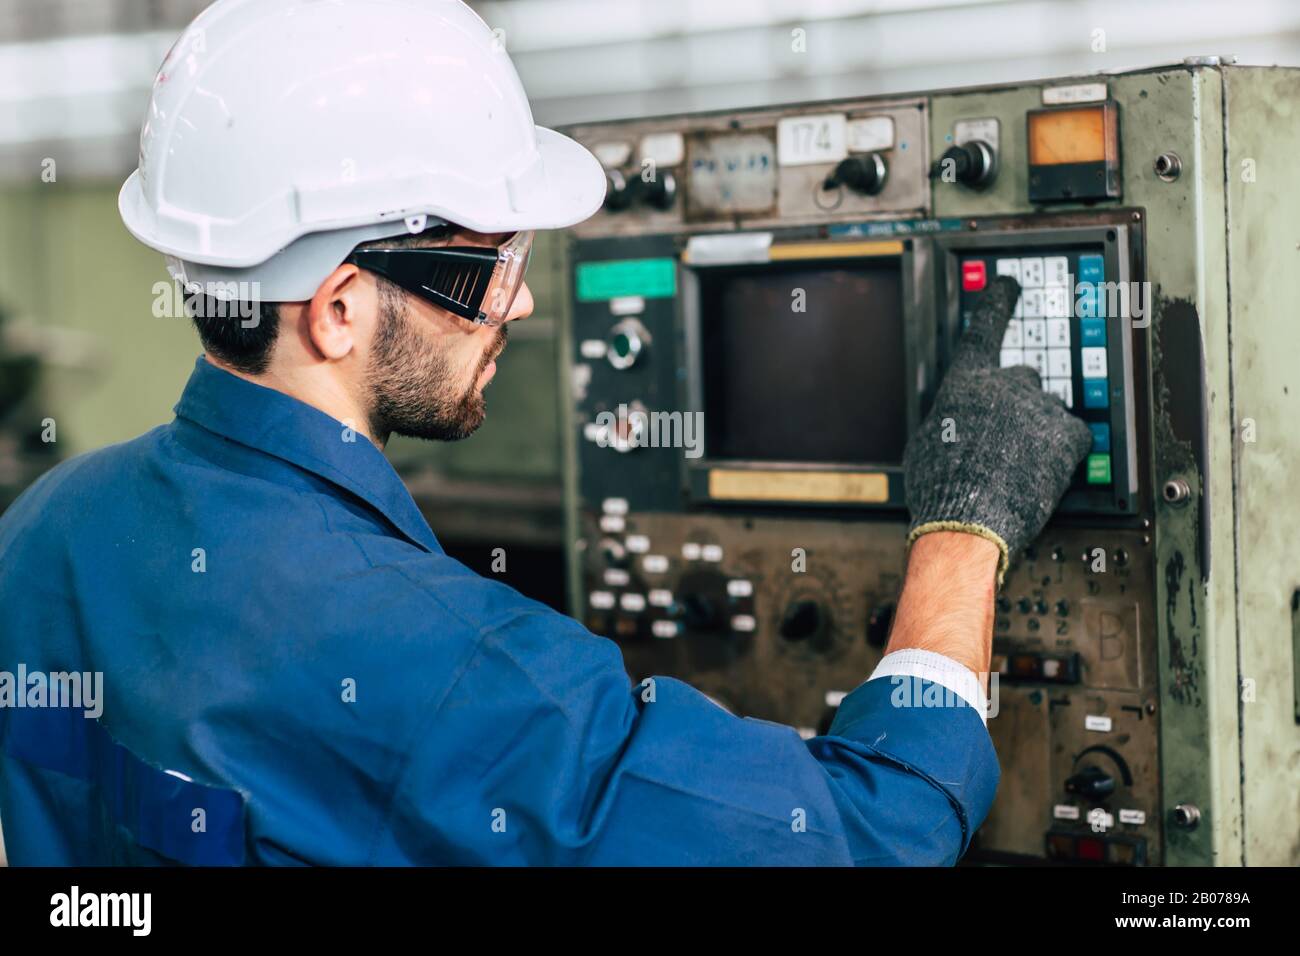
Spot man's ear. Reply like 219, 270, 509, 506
304, 263, 365, 361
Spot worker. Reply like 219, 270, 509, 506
0, 0, 1090, 865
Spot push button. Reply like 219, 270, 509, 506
1019, 257, 1045, 287
1077, 285, 1105, 318
1080, 317, 1107, 346
995, 258, 1021, 281
1078, 254, 1104, 283
962, 259, 987, 291
1081, 346, 1108, 378
1086, 453, 1112, 484
1044, 256, 1070, 287
1083, 379, 1109, 408
1046, 318, 1071, 347
1088, 422, 1111, 452
1046, 378, 1073, 408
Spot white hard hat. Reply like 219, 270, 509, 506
118, 0, 604, 301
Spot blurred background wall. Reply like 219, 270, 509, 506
2, 0, 1300, 603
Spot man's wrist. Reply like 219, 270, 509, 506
908, 521, 1009, 588
885, 531, 999, 678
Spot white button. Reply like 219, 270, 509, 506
995, 258, 1021, 281
580, 339, 607, 359
1024, 349, 1047, 376
1002, 319, 1023, 348
701, 544, 724, 562
652, 619, 679, 638
726, 579, 754, 598
1044, 256, 1070, 287
1053, 804, 1081, 821
625, 534, 650, 553
602, 498, 629, 515
1047, 347, 1072, 378
1081, 346, 1108, 378
1019, 257, 1045, 287
648, 588, 673, 607
603, 568, 630, 587
1044, 287, 1069, 318
599, 515, 625, 533
1046, 318, 1071, 347
1046, 378, 1073, 407
1022, 319, 1047, 347
589, 591, 615, 609
681, 542, 702, 560
642, 554, 669, 574
731, 614, 756, 632
1000, 348, 1024, 368
824, 689, 848, 707
619, 592, 646, 612
1119, 809, 1147, 826
582, 422, 601, 442
1021, 288, 1045, 317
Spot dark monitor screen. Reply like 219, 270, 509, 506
698, 260, 907, 465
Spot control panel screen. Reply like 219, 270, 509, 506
698, 260, 906, 465
957, 248, 1117, 491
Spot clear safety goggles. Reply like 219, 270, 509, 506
346, 230, 533, 328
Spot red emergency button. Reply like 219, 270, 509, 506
961, 259, 987, 292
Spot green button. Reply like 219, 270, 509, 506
612, 334, 631, 358
576, 257, 677, 302
1086, 453, 1112, 484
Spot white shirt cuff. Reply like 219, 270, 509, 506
868, 649, 988, 724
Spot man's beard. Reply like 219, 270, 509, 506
365, 283, 506, 442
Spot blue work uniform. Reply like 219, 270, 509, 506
0, 356, 998, 865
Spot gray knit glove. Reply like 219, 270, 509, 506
903, 275, 1092, 585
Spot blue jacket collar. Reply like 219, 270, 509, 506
173, 356, 440, 553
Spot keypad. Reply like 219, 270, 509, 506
960, 248, 1115, 487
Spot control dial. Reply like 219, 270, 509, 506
1065, 765, 1117, 801
930, 139, 998, 189
823, 153, 888, 195
603, 169, 636, 211
607, 318, 650, 371
641, 171, 677, 210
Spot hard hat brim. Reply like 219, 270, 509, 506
118, 125, 606, 270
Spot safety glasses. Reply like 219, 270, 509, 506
346, 230, 533, 328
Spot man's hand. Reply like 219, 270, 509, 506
903, 275, 1092, 585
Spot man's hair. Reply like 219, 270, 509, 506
188, 224, 454, 374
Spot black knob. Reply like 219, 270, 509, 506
603, 169, 636, 211
1065, 765, 1117, 801
780, 600, 823, 642
641, 170, 677, 210
824, 154, 888, 195
930, 140, 998, 188
678, 593, 720, 631
866, 602, 895, 648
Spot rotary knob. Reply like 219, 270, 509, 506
823, 153, 888, 195
641, 171, 677, 210
930, 139, 998, 189
603, 169, 636, 211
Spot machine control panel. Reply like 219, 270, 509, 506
563, 82, 1167, 865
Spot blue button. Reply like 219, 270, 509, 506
1083, 379, 1109, 409
1076, 285, 1107, 318
1089, 422, 1111, 452
1078, 254, 1105, 283
1080, 317, 1107, 346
